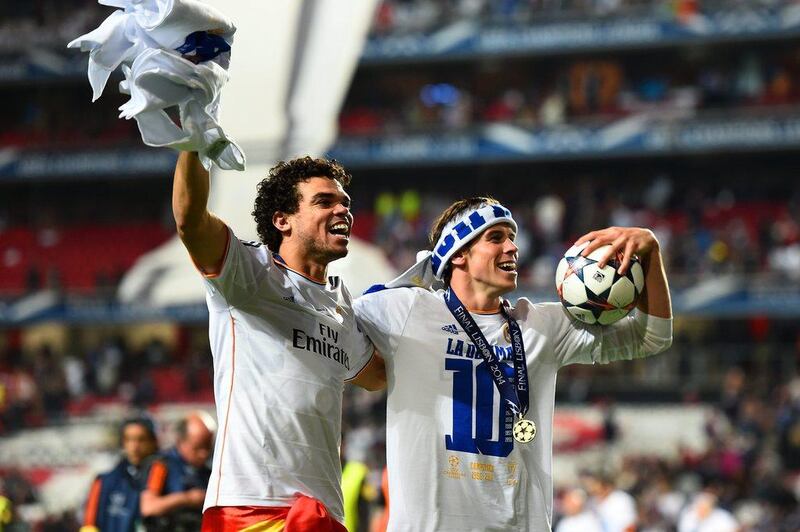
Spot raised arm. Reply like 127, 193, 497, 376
575, 227, 672, 319
173, 151, 228, 275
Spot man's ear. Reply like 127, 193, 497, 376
273, 211, 291, 235
450, 248, 467, 267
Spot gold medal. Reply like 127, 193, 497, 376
513, 418, 536, 443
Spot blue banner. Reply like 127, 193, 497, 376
3, 114, 799, 180
0, 148, 177, 180
363, 5, 800, 62
328, 114, 800, 166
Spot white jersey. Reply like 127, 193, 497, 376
353, 287, 671, 532
555, 512, 604, 532
594, 490, 637, 532
201, 227, 373, 521
678, 507, 738, 532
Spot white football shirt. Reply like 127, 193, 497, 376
201, 227, 374, 521
353, 287, 671, 532
555, 512, 604, 532
595, 490, 637, 532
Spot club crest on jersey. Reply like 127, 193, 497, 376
441, 324, 459, 335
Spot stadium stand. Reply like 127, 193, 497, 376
1, 0, 800, 529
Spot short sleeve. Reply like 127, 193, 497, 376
145, 459, 168, 494
344, 322, 376, 381
353, 288, 418, 360
202, 226, 273, 308
525, 302, 600, 366
82, 477, 103, 528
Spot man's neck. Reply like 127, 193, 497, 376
449, 276, 502, 313
277, 244, 327, 283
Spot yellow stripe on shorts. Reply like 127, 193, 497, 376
239, 517, 286, 532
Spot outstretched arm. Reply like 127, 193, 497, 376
173, 151, 228, 275
575, 227, 672, 319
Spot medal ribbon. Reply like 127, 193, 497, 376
444, 288, 529, 418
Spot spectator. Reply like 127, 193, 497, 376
140, 412, 215, 532
81, 416, 159, 532
677, 491, 738, 532
555, 488, 603, 532
581, 468, 638, 532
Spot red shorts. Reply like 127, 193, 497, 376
201, 495, 346, 532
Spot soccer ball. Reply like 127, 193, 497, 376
555, 242, 644, 325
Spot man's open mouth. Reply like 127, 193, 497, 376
498, 261, 517, 272
329, 222, 350, 236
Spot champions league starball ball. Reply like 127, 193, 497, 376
555, 242, 645, 325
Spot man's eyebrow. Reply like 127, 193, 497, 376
311, 192, 351, 203
311, 192, 338, 201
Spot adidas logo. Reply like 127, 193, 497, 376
441, 324, 459, 335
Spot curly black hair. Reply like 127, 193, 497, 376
252, 156, 352, 251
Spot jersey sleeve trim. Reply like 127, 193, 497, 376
195, 225, 232, 279
343, 349, 377, 383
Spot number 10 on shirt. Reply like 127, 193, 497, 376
445, 359, 515, 458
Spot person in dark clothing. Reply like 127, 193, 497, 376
140, 412, 214, 532
81, 416, 159, 532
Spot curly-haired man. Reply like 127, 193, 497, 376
172, 151, 385, 531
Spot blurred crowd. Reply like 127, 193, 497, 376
0, 335, 213, 436
363, 173, 800, 289
0, 412, 213, 531
5, 4, 800, 148
8, 43, 799, 151
1, 88, 139, 150
0, 0, 104, 54
1, 169, 797, 298
549, 369, 800, 531
369, 0, 791, 36
341, 46, 800, 135
1, 0, 793, 55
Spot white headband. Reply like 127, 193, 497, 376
362, 202, 517, 295
430, 203, 516, 279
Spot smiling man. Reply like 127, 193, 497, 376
353, 196, 672, 531
171, 151, 385, 531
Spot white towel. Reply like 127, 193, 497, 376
68, 0, 244, 171
364, 250, 443, 294
119, 48, 244, 170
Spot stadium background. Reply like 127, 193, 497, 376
1, 0, 800, 529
